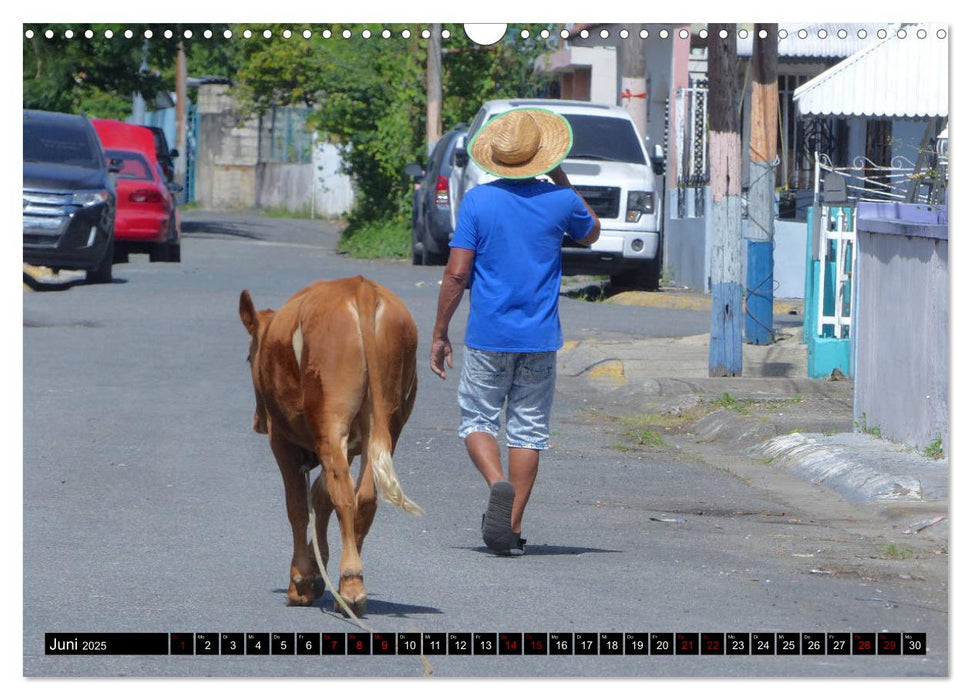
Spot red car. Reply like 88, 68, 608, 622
92, 119, 181, 263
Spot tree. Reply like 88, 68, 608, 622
22, 23, 554, 230
22, 23, 238, 118
24, 24, 162, 118
231, 23, 553, 225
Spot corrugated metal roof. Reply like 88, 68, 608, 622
737, 23, 894, 59
794, 24, 949, 118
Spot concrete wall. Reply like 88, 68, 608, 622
665, 187, 710, 291
853, 203, 948, 455
255, 141, 355, 217
568, 46, 616, 104
255, 163, 313, 211
195, 85, 259, 209
643, 34, 674, 159
195, 84, 355, 216
540, 45, 617, 104
313, 140, 355, 217
767, 220, 808, 299
665, 188, 808, 299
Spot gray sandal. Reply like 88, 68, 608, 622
481, 481, 515, 552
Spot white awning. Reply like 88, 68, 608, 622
737, 23, 891, 59
794, 24, 949, 119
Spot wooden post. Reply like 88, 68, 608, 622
707, 24, 743, 376
426, 23, 443, 157
175, 40, 188, 188
746, 23, 778, 345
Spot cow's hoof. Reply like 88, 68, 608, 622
287, 575, 324, 606
336, 571, 367, 617
286, 592, 315, 607
334, 594, 367, 618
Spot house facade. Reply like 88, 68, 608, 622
792, 25, 948, 455
539, 23, 900, 297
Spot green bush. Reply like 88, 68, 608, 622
338, 217, 410, 259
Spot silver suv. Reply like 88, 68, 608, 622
451, 99, 665, 289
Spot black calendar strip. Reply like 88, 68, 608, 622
45, 632, 926, 656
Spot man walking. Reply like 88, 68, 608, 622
430, 108, 600, 555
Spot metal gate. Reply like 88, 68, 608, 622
816, 204, 855, 340
674, 87, 708, 218
184, 102, 198, 205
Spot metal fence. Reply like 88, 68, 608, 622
259, 106, 314, 164
674, 86, 708, 218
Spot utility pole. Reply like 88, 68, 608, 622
620, 24, 648, 144
175, 40, 188, 188
426, 23, 443, 157
707, 24, 743, 377
132, 39, 149, 124
746, 23, 778, 345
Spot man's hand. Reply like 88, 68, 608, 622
548, 165, 600, 246
547, 165, 570, 187
430, 336, 453, 380
430, 246, 474, 380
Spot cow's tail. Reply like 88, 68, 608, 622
356, 279, 423, 516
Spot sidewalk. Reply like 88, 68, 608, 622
558, 286, 949, 528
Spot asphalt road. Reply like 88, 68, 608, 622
22, 211, 947, 679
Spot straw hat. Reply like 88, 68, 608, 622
467, 108, 573, 179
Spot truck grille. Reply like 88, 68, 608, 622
574, 185, 620, 219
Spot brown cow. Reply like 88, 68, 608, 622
239, 276, 422, 614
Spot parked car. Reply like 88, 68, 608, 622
452, 99, 666, 289
23, 109, 118, 283
92, 119, 181, 263
405, 124, 467, 265
145, 125, 179, 184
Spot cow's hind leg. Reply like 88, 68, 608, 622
354, 442, 378, 555
318, 431, 368, 617
308, 473, 334, 598
271, 437, 322, 606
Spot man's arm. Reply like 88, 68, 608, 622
548, 165, 601, 246
430, 246, 475, 380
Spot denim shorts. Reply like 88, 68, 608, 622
457, 347, 557, 450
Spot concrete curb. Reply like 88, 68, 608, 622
559, 327, 948, 507
748, 433, 948, 504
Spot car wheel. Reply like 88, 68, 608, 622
412, 224, 424, 265
152, 241, 181, 262
610, 257, 661, 291
150, 244, 166, 262
151, 220, 181, 262
86, 237, 114, 285
422, 247, 448, 266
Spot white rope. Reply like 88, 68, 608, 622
305, 470, 373, 631
303, 471, 434, 676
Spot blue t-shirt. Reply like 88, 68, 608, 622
450, 179, 595, 352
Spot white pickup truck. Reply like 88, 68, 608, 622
449, 98, 665, 289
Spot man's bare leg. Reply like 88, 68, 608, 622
465, 432, 504, 486
467, 434, 539, 537
508, 447, 539, 534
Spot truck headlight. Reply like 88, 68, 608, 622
626, 191, 654, 222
